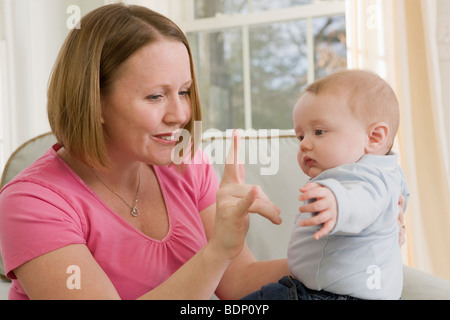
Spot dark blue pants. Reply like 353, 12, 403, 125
241, 276, 362, 300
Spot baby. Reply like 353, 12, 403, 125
244, 70, 410, 300
288, 69, 410, 300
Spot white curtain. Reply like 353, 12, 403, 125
0, 0, 108, 151
347, 0, 450, 281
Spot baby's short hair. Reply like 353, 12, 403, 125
303, 69, 400, 146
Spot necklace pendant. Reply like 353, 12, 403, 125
131, 206, 140, 217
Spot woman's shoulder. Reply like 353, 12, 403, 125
0, 144, 85, 201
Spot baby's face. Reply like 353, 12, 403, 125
293, 92, 368, 178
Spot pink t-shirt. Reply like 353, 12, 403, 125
0, 144, 219, 300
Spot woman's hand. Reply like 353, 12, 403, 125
398, 195, 406, 246
211, 131, 282, 262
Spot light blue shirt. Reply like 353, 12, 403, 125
287, 152, 410, 300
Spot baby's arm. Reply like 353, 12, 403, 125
298, 182, 337, 240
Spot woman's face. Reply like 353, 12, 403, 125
101, 40, 193, 166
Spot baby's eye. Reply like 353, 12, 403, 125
297, 135, 304, 142
315, 130, 325, 136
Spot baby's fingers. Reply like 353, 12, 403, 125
313, 221, 335, 240
301, 211, 330, 227
299, 184, 328, 202
299, 198, 328, 214
301, 211, 336, 240
299, 182, 322, 193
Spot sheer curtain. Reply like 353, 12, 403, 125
0, 0, 106, 157
347, 0, 450, 281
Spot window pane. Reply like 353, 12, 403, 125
188, 29, 245, 130
249, 20, 308, 130
250, 0, 312, 13
195, 0, 246, 19
313, 15, 347, 79
189, 3, 347, 131
195, 0, 312, 19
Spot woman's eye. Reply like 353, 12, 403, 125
147, 95, 163, 102
179, 90, 190, 97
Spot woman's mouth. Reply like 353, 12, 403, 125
159, 135, 176, 141
153, 133, 179, 145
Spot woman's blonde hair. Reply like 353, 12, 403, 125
48, 3, 202, 168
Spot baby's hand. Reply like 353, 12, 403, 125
299, 183, 337, 240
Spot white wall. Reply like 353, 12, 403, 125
2, 0, 104, 148
1, 0, 185, 152
0, 0, 187, 178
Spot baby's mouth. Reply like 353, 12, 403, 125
303, 156, 316, 167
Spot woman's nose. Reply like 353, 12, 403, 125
165, 95, 189, 125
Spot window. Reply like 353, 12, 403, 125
183, 0, 347, 130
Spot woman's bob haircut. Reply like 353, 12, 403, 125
48, 3, 202, 169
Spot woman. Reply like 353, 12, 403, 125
0, 4, 285, 300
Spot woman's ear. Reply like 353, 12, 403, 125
365, 122, 389, 154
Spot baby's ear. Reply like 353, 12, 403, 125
365, 122, 389, 154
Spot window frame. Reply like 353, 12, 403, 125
178, 0, 347, 129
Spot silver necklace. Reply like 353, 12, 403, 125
91, 169, 141, 217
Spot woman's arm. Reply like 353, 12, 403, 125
13, 189, 265, 300
155, 131, 283, 300
201, 204, 289, 300
13, 238, 231, 300
200, 132, 288, 300
398, 195, 406, 246
15, 133, 282, 300
14, 244, 121, 300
